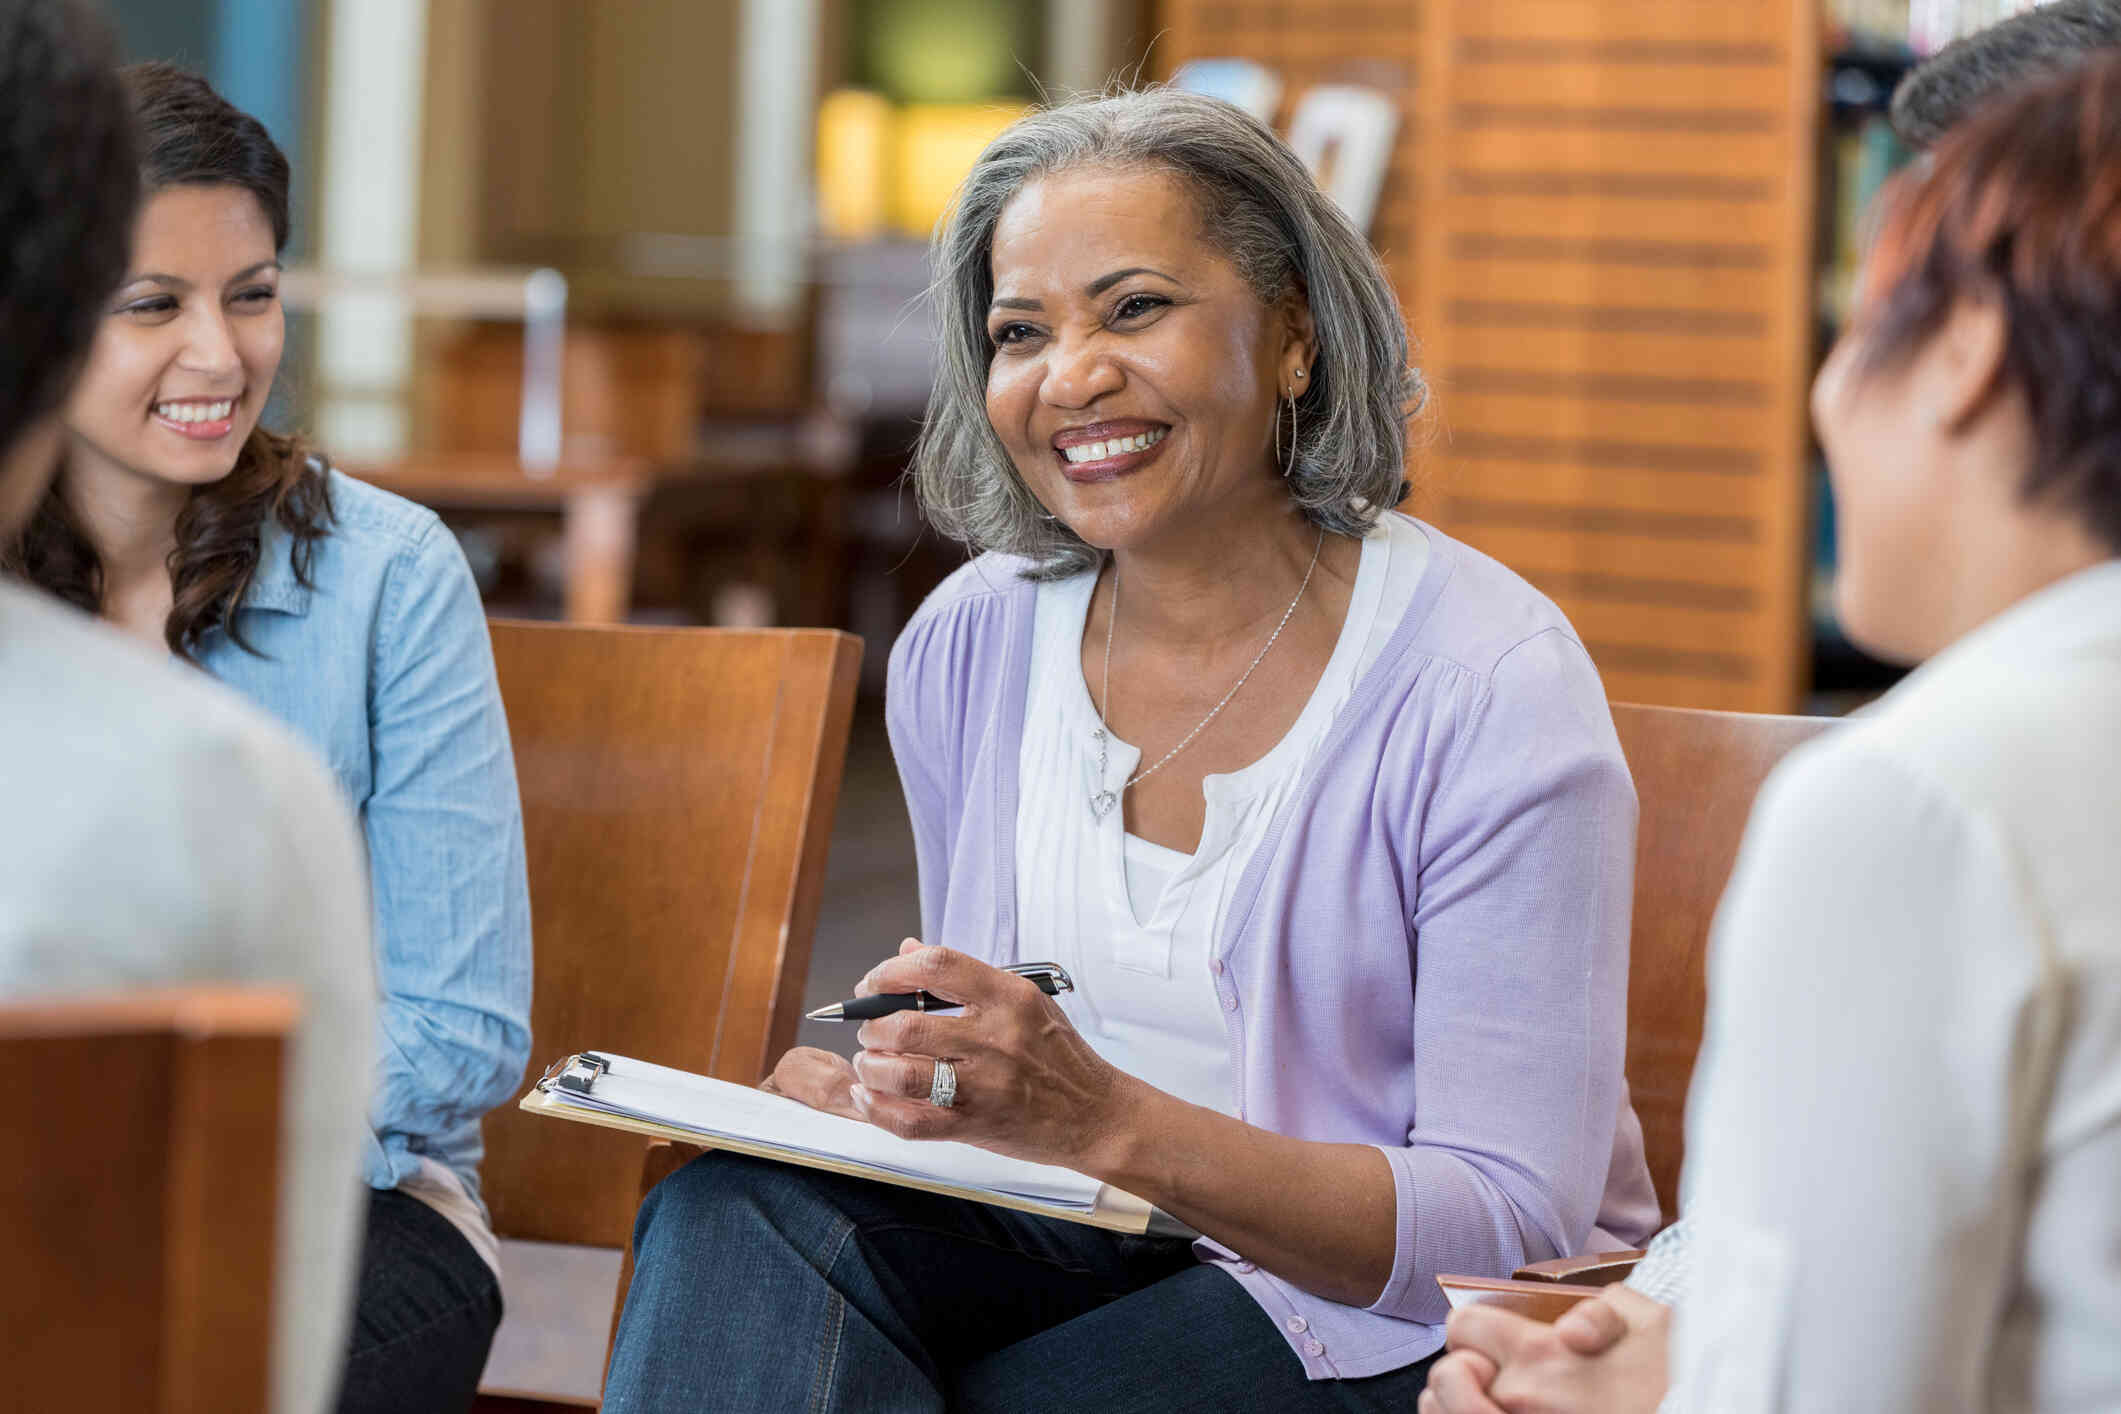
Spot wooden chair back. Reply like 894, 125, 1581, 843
0, 986, 298, 1414
480, 621, 860, 1249
1613, 703, 1835, 1214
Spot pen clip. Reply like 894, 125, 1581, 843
1004, 961, 1074, 994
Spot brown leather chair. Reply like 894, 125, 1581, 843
1459, 703, 1836, 1300
0, 985, 299, 1413
473, 621, 860, 1407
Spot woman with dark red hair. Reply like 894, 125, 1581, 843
1429, 48, 2121, 1414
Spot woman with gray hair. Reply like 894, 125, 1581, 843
605, 88, 1656, 1412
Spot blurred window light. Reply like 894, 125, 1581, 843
314, 0, 427, 461
1170, 58, 1284, 124
735, 0, 820, 323
858, 0, 1036, 104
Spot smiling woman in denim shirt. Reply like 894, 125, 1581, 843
3, 64, 532, 1414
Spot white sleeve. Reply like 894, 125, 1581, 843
221, 734, 377, 1414
1665, 742, 2047, 1413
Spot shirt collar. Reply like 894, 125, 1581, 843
238, 516, 314, 617
1895, 557, 2121, 692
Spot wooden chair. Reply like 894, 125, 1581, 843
0, 985, 299, 1413
1607, 702, 1836, 1219
473, 621, 861, 1408
1449, 703, 1836, 1305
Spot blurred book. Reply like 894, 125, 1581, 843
1819, 113, 1913, 328
1828, 0, 1914, 44
1830, 0, 2052, 55
1284, 84, 1399, 236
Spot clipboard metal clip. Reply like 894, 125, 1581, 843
541, 1051, 610, 1096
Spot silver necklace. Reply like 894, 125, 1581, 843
1089, 527, 1325, 821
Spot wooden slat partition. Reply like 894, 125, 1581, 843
1158, 0, 1819, 711
1159, 0, 1422, 317
1416, 0, 1818, 710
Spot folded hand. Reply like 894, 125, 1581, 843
1420, 1286, 1671, 1414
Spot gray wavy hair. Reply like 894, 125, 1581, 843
912, 86, 1427, 578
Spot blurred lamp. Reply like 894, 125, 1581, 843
818, 88, 894, 241
893, 103, 1029, 238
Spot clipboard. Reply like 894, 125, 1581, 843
522, 1051, 1169, 1236
1433, 1273, 1606, 1321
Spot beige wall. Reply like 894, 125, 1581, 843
414, 1, 1158, 317
419, 0, 748, 314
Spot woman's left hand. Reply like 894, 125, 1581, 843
848, 940, 1139, 1171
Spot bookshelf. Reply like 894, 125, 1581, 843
1806, 2, 2046, 702
1810, 32, 1921, 703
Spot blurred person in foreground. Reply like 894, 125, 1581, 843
0, 3, 373, 1412
605, 87, 1657, 1411
1426, 40, 2121, 1414
2, 62, 533, 1413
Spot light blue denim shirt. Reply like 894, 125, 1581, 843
199, 467, 533, 1203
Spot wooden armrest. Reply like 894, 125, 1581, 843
1434, 1275, 1607, 1323
1510, 1249, 1647, 1286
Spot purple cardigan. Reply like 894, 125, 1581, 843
885, 518, 1660, 1379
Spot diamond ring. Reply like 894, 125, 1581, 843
928, 1058, 958, 1109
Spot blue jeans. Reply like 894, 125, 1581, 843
604, 1151, 1438, 1413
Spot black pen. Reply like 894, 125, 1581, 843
804, 961, 1074, 1022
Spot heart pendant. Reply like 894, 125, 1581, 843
1090, 789, 1119, 820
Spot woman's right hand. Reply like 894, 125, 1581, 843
759, 1046, 863, 1120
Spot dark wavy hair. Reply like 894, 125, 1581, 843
1859, 52, 2121, 552
0, 0, 136, 454
3, 61, 331, 659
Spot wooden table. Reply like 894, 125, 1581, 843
345, 418, 855, 626
346, 453, 658, 623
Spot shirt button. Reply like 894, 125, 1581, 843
1304, 1339, 1326, 1358
1221, 992, 1238, 1012
1209, 958, 1224, 975
1234, 1260, 1256, 1273
1284, 1315, 1309, 1334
